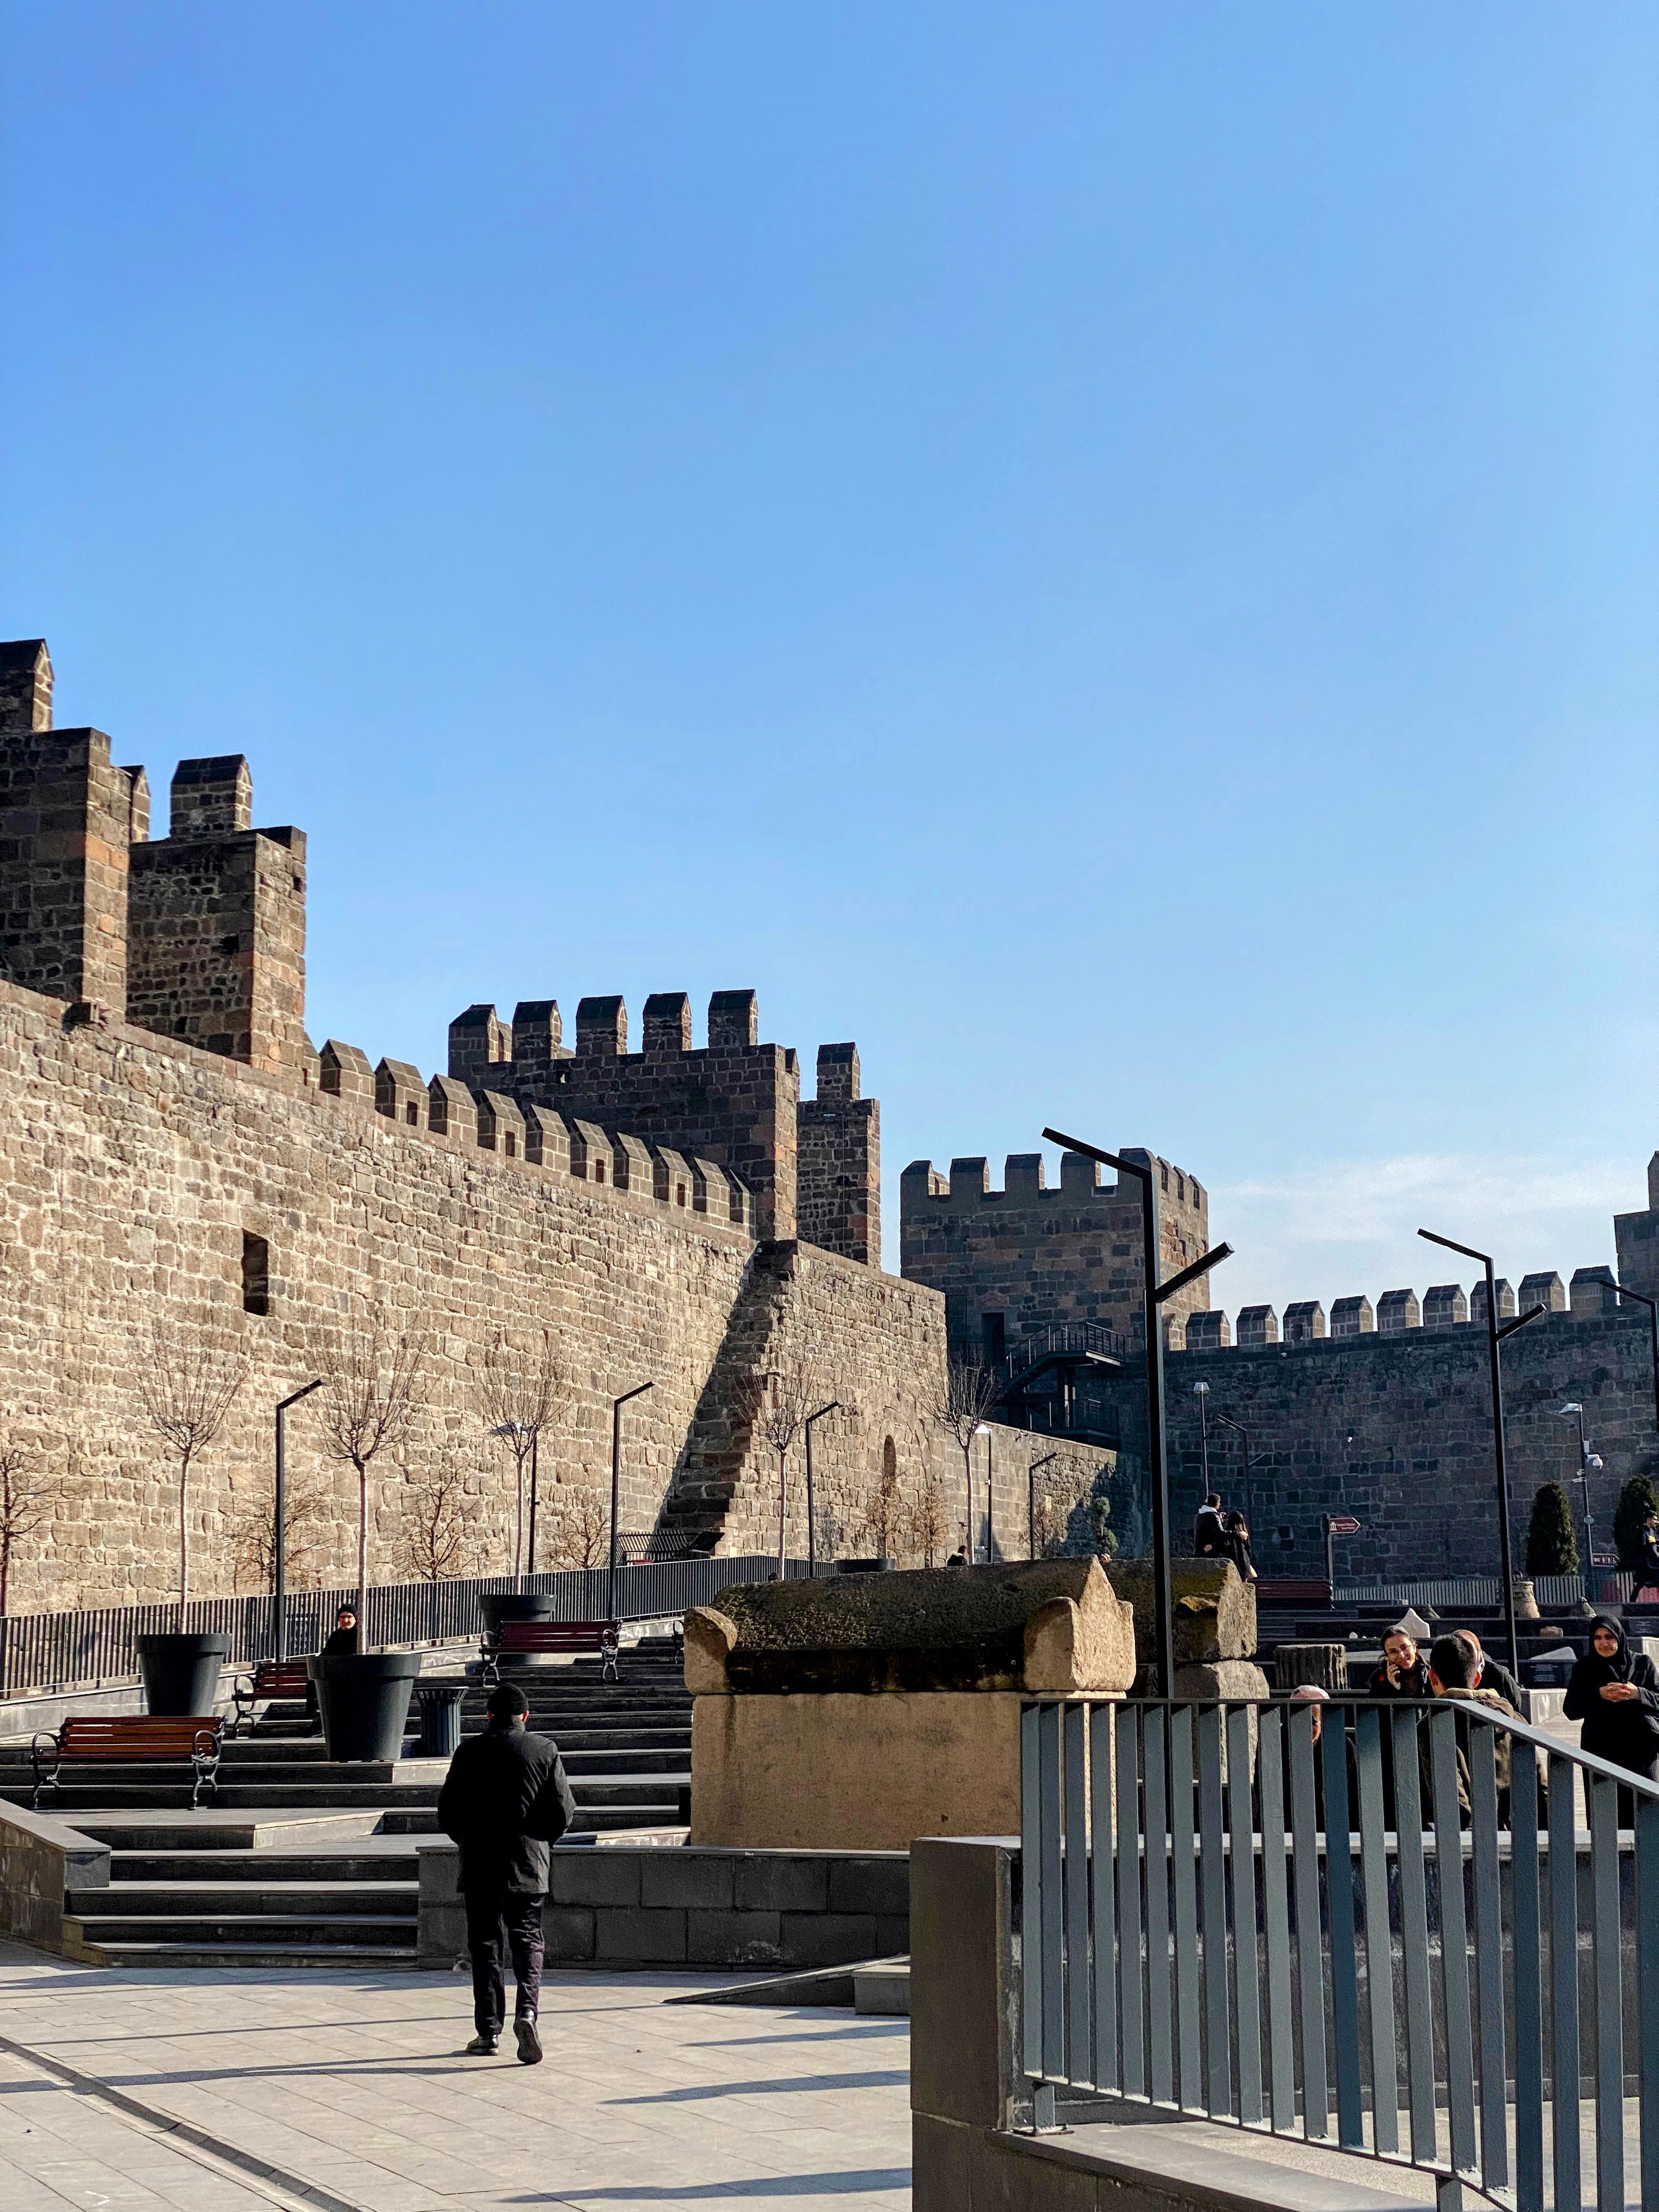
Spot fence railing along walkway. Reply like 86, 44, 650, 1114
1021, 1694, 1659, 2211
0, 1556, 808, 1699
1331, 1575, 1638, 1612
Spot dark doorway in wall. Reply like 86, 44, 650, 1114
241, 1231, 270, 1316
981, 1311, 1006, 1367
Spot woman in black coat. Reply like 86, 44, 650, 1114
1564, 1614, 1659, 1822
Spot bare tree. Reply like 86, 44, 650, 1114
392, 1460, 481, 1584
136, 1324, 249, 1628
311, 1315, 424, 1639
842, 1441, 905, 1563
0, 1444, 53, 1625
904, 1459, 950, 1568
476, 1329, 567, 1587
933, 1356, 1001, 1564
732, 1342, 823, 1573
543, 1481, 610, 1570
232, 1459, 334, 1594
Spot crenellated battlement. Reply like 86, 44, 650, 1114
308, 1024, 757, 1233
899, 1147, 1207, 1220
0, 640, 879, 1266
899, 1143, 1212, 1363
444, 988, 877, 1258
1172, 1262, 1621, 1354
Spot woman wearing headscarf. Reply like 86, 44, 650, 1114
1564, 1615, 1659, 1822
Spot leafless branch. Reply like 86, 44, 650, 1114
311, 1315, 425, 1629
136, 1324, 249, 1625
476, 1329, 568, 1583
543, 1482, 610, 1570
392, 1459, 483, 1584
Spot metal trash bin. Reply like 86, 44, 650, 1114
414, 1682, 467, 1758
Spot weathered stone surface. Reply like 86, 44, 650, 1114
1106, 1559, 1256, 1666
686, 1558, 1133, 1695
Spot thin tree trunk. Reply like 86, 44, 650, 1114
178, 1446, 191, 1632
962, 1445, 974, 1564
777, 1449, 787, 1576
356, 1461, 368, 1649
515, 1453, 526, 1589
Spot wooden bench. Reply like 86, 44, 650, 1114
481, 1619, 619, 1688
230, 1658, 315, 1736
1256, 1578, 1334, 1609
31, 1715, 223, 1810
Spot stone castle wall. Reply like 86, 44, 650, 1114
900, 1146, 1213, 1362
1091, 1304, 1657, 1583
0, 973, 991, 1612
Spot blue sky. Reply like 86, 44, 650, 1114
3, 5, 1655, 1312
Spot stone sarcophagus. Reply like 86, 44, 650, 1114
684, 1558, 1137, 1851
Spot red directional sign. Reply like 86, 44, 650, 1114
1326, 1515, 1362, 1535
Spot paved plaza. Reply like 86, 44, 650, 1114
0, 1942, 912, 2211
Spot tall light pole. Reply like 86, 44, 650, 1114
1193, 1381, 1211, 1497
1556, 1401, 1604, 1587
608, 1383, 654, 1622
1208, 1408, 1265, 1536
1028, 1450, 1060, 1560
1046, 1128, 1234, 1695
977, 1423, 995, 1562
803, 1400, 840, 1572
1419, 1228, 1545, 1674
274, 1379, 325, 1662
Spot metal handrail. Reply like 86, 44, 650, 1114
1006, 1321, 1128, 1378
1020, 1692, 1659, 2211
0, 1554, 811, 1701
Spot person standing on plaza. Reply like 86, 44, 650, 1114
1564, 1615, 1659, 1820
437, 1679, 578, 2063
1222, 1509, 1257, 1583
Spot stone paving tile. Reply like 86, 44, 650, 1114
0, 1949, 912, 2211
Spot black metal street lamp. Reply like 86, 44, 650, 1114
1556, 1400, 1604, 1584
803, 1400, 841, 1572
607, 1383, 654, 1621
1419, 1227, 1545, 1674
1028, 1450, 1060, 1560
274, 1378, 325, 1662
1045, 1127, 1235, 1696
1193, 1381, 1211, 1495
1207, 1407, 1267, 1535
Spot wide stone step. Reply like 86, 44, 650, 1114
66, 1911, 416, 1946
78, 1942, 422, 1969
71, 1881, 417, 1915
111, 1850, 419, 1884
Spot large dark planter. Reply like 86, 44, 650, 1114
138, 1630, 231, 1717
307, 1651, 421, 1762
479, 1592, 556, 1635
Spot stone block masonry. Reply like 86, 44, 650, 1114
900, 1144, 1212, 1362
0, 636, 979, 1604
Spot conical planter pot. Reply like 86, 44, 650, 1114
479, 1592, 556, 1636
138, 1631, 231, 1717
307, 1651, 421, 1763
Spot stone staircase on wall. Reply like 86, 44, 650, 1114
0, 1644, 691, 1967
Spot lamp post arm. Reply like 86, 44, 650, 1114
273, 1378, 325, 1666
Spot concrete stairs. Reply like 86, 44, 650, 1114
12, 1641, 692, 1968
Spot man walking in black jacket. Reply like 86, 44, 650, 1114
437, 1680, 578, 2064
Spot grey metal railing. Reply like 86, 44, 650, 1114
0, 1555, 809, 1699
1332, 1576, 1638, 1611
1020, 1694, 1659, 2210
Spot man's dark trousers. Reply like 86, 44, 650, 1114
464, 1886, 545, 2038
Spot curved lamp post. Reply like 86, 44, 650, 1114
607, 1383, 654, 1621
274, 1378, 325, 1661
1044, 1127, 1234, 1696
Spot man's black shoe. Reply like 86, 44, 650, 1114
465, 2034, 499, 2057
515, 2017, 543, 2066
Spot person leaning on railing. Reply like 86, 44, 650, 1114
1564, 1612, 1659, 1824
